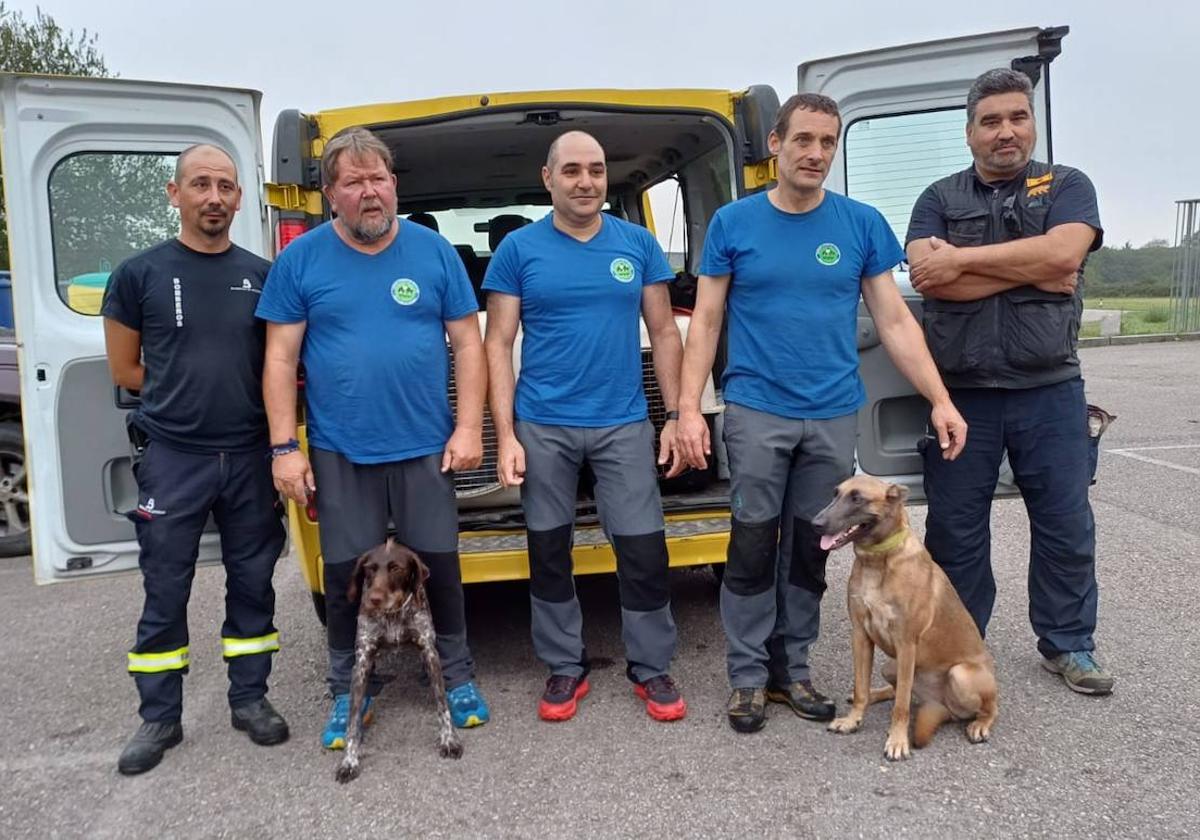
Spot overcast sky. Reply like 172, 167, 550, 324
10, 0, 1194, 246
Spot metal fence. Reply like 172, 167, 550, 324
1170, 198, 1200, 333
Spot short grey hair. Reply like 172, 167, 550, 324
321, 127, 393, 186
966, 68, 1034, 123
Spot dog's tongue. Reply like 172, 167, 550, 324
820, 533, 838, 551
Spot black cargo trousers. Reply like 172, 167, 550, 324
126, 431, 285, 724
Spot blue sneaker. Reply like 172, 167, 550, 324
321, 693, 374, 750
1041, 651, 1114, 695
447, 681, 490, 728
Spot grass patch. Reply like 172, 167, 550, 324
1083, 297, 1175, 335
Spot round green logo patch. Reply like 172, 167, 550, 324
391, 278, 420, 306
815, 243, 841, 266
610, 258, 636, 283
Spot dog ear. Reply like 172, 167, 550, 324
885, 483, 909, 503
404, 551, 431, 593
347, 552, 370, 603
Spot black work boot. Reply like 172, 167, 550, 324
117, 721, 183, 775
231, 698, 290, 746
766, 679, 836, 721
727, 687, 767, 733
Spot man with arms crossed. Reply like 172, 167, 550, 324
105, 144, 288, 774
906, 68, 1111, 695
484, 131, 688, 722
257, 127, 491, 748
678, 95, 967, 733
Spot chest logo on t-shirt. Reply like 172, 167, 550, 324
229, 278, 261, 295
815, 243, 842, 267
609, 258, 636, 283
390, 278, 421, 306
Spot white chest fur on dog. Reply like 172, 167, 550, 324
851, 565, 900, 658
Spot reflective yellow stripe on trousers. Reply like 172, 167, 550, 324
127, 646, 190, 674
221, 632, 281, 658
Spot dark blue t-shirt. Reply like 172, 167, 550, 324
256, 221, 478, 464
101, 240, 271, 453
482, 215, 675, 427
699, 191, 904, 419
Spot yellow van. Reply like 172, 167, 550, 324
4, 26, 1061, 601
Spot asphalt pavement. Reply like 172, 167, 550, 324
1, 340, 1197, 839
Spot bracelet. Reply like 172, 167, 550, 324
269, 438, 300, 459
664, 410, 679, 421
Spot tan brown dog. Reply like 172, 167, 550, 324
813, 476, 997, 760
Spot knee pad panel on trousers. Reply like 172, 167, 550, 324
323, 560, 360, 652
416, 550, 467, 637
528, 523, 575, 603
612, 531, 670, 611
788, 517, 829, 596
725, 517, 780, 596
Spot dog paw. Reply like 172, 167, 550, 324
828, 715, 862, 734
439, 736, 464, 760
966, 720, 991, 744
884, 730, 911, 761
334, 760, 360, 784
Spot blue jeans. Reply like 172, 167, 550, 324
923, 378, 1098, 658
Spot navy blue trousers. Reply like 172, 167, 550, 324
128, 440, 285, 723
923, 378, 1098, 658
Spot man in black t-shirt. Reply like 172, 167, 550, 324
905, 68, 1112, 697
103, 144, 288, 775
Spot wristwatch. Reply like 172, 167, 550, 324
664, 410, 679, 421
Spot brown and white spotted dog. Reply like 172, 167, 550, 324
334, 539, 462, 783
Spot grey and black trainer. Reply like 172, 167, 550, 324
117, 721, 183, 775
727, 687, 767, 733
1042, 651, 1114, 695
231, 698, 290, 745
766, 679, 836, 721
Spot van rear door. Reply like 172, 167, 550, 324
799, 26, 1064, 497
0, 74, 266, 582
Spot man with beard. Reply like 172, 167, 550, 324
104, 144, 288, 775
257, 127, 491, 749
483, 131, 688, 722
905, 68, 1111, 695
677, 95, 966, 733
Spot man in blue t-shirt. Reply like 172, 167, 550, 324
483, 131, 688, 723
678, 95, 967, 735
257, 127, 491, 747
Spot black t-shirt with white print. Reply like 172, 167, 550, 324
101, 239, 272, 452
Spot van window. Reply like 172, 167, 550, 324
844, 109, 973, 245
645, 177, 686, 273
48, 152, 178, 315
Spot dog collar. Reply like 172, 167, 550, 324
857, 528, 910, 555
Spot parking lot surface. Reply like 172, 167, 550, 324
1, 341, 1197, 839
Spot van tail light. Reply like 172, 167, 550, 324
275, 219, 308, 253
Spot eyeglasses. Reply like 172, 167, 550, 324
1001, 194, 1023, 239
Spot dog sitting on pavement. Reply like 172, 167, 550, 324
813, 476, 998, 760
334, 539, 463, 783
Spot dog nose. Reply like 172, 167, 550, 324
366, 592, 384, 607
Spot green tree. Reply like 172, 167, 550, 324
0, 4, 108, 268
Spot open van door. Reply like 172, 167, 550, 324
798, 26, 1066, 498
0, 74, 266, 582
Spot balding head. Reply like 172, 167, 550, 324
174, 143, 238, 186
542, 131, 607, 229
545, 130, 605, 172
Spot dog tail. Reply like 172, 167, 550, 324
868, 685, 895, 706
913, 702, 952, 749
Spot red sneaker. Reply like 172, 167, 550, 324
634, 674, 687, 721
538, 673, 590, 721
